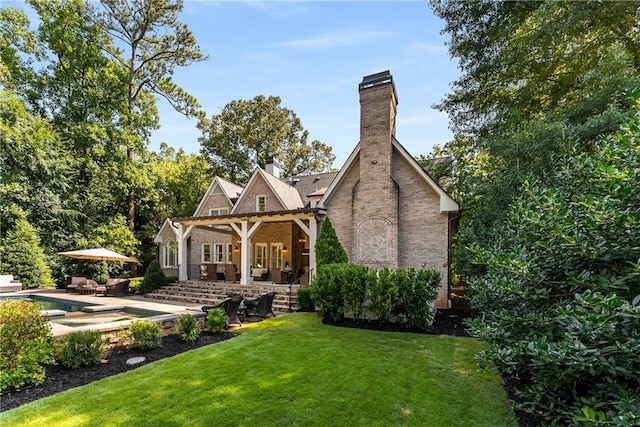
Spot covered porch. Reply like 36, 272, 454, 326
170, 208, 324, 285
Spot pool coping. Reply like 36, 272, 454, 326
8, 288, 206, 337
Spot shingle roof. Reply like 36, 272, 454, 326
260, 169, 305, 210
217, 176, 244, 200
282, 171, 338, 206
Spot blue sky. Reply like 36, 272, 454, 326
5, 0, 460, 168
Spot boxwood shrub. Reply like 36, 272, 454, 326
310, 264, 440, 331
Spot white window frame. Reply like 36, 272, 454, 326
202, 243, 212, 263
255, 243, 267, 268
256, 194, 267, 212
270, 243, 283, 269
164, 241, 178, 267
214, 243, 224, 263
209, 207, 229, 216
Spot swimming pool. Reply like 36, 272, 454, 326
1, 295, 168, 327
0, 295, 97, 312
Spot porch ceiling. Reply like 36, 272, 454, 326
171, 207, 324, 227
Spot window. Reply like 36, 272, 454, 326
227, 243, 234, 263
255, 243, 267, 268
164, 241, 177, 267
256, 195, 266, 212
270, 243, 283, 269
209, 207, 228, 216
214, 243, 224, 263
202, 243, 212, 263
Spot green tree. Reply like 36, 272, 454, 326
430, 0, 640, 275
315, 218, 348, 267
98, 0, 208, 233
0, 218, 55, 288
199, 95, 335, 185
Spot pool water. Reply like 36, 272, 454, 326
50, 307, 167, 327
0, 295, 96, 312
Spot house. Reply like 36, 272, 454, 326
155, 71, 460, 308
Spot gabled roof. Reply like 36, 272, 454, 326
231, 168, 304, 214
283, 171, 338, 205
193, 176, 244, 216
153, 218, 179, 243
318, 138, 459, 213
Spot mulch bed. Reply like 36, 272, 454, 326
1, 310, 543, 426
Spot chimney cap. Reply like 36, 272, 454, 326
359, 70, 392, 90
359, 70, 398, 102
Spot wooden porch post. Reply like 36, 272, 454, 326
231, 221, 262, 285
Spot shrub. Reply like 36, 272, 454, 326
311, 264, 440, 330
166, 276, 178, 284
205, 308, 227, 332
205, 308, 229, 332
128, 277, 144, 294
341, 264, 373, 319
315, 218, 348, 267
369, 266, 396, 322
466, 108, 640, 425
296, 287, 315, 312
0, 218, 54, 288
0, 299, 54, 391
129, 320, 162, 351
143, 260, 167, 293
58, 331, 105, 369
310, 264, 347, 321
175, 314, 200, 343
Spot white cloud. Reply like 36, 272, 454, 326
280, 28, 395, 49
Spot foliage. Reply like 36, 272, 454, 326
466, 106, 640, 425
0, 299, 53, 391
205, 308, 227, 333
175, 314, 200, 343
430, 0, 640, 275
311, 264, 440, 330
0, 218, 54, 288
98, 0, 208, 233
315, 218, 348, 267
57, 331, 105, 369
296, 287, 315, 312
127, 277, 144, 294
129, 320, 162, 351
143, 260, 167, 293
198, 95, 335, 184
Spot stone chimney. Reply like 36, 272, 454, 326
265, 158, 281, 178
352, 70, 399, 268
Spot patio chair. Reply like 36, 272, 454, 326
104, 278, 130, 297
66, 276, 88, 293
244, 291, 276, 321
223, 263, 240, 282
199, 264, 208, 280
202, 295, 244, 328
269, 268, 287, 284
77, 279, 99, 295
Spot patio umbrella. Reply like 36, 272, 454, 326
58, 248, 137, 263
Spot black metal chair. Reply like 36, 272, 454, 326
202, 295, 244, 328
244, 292, 276, 321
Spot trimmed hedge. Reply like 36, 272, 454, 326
310, 264, 440, 331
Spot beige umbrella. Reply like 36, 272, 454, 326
58, 248, 137, 263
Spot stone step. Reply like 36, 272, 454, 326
146, 280, 300, 313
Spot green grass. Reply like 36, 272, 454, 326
0, 313, 517, 427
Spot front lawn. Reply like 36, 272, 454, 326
0, 313, 517, 426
